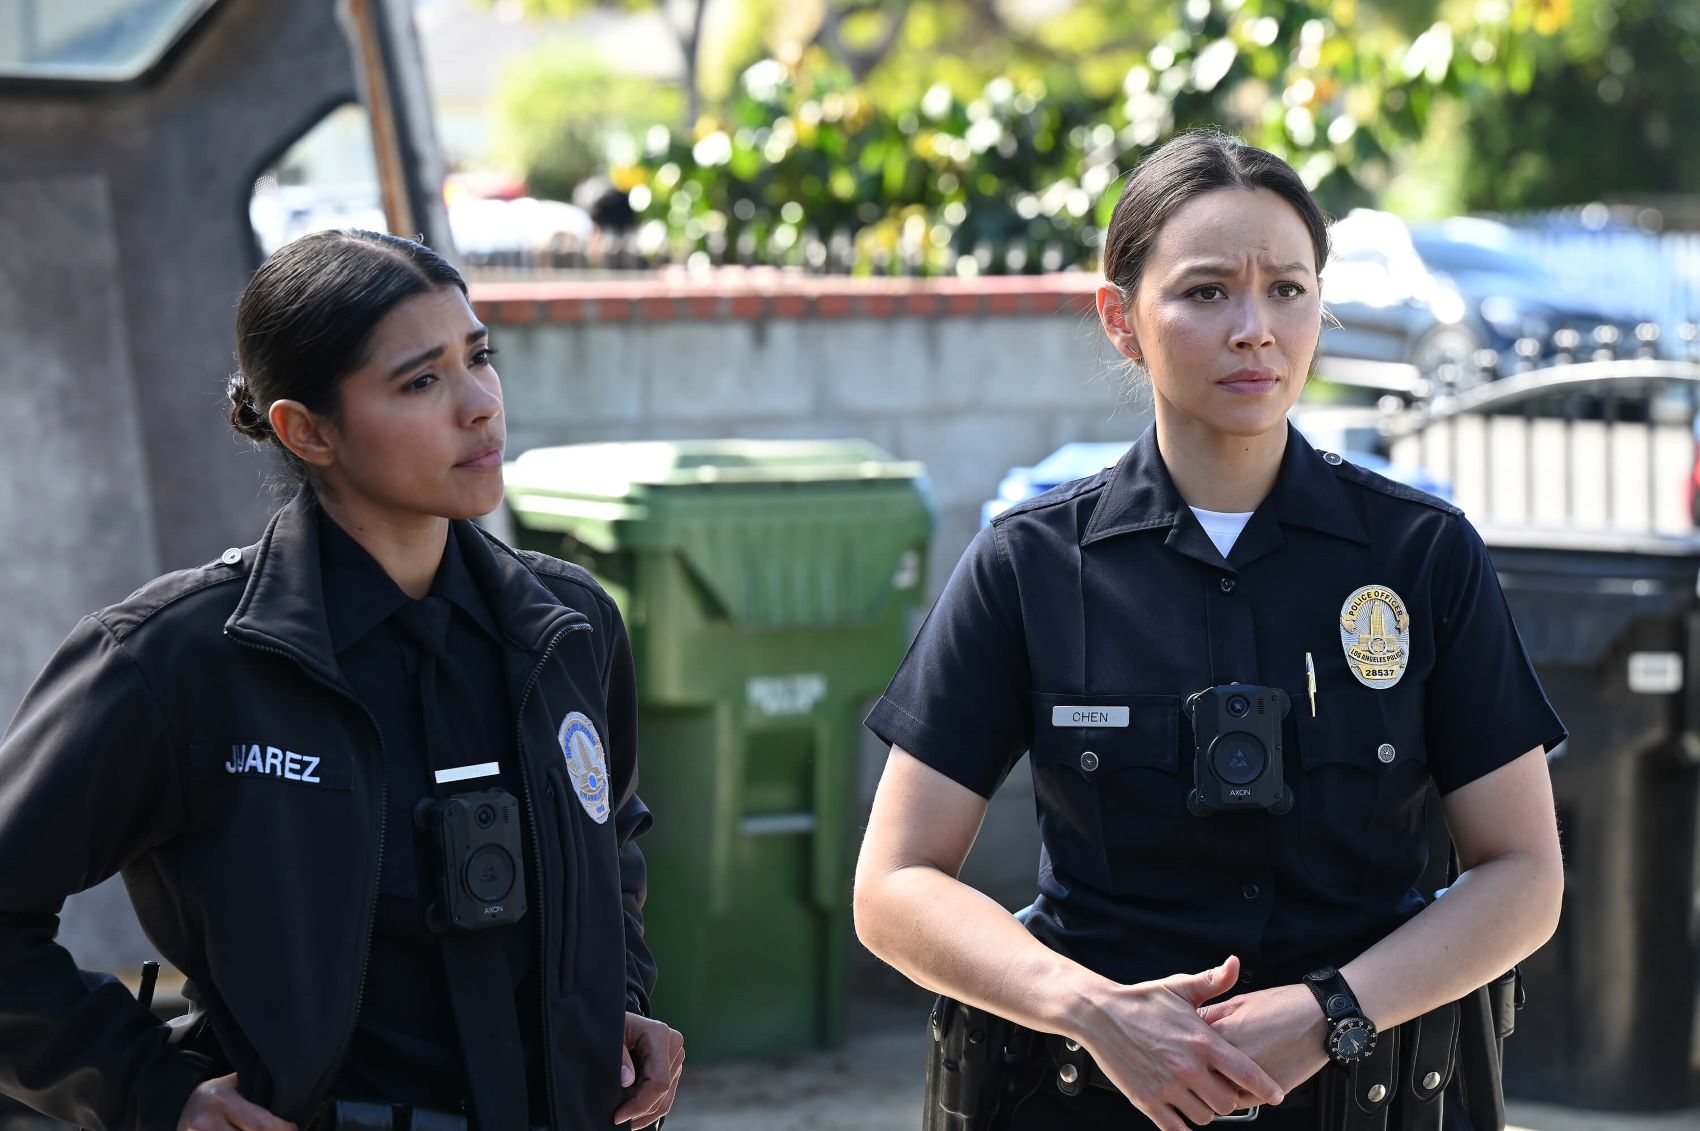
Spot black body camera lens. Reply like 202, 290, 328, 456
464, 844, 516, 902
475, 804, 497, 830
1226, 694, 1250, 717
1210, 733, 1266, 784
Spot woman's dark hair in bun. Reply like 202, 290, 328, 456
229, 229, 466, 485
226, 371, 272, 441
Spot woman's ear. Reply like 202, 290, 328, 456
268, 399, 337, 469
1096, 283, 1143, 362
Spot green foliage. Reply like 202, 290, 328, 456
1454, 0, 1700, 212
492, 46, 683, 201
632, 56, 1112, 275
495, 0, 1700, 270
626, 0, 1530, 274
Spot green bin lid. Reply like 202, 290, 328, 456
506, 439, 924, 497
504, 439, 934, 628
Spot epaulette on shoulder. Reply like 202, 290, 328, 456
513, 547, 582, 581
512, 548, 617, 611
98, 549, 251, 639
990, 466, 1114, 527
1323, 450, 1462, 517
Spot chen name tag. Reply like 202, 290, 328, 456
1051, 706, 1130, 728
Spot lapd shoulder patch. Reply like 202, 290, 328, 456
557, 712, 611, 824
1339, 585, 1411, 689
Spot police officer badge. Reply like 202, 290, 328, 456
557, 711, 611, 824
1339, 585, 1411, 689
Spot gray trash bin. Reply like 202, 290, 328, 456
1488, 530, 1700, 1111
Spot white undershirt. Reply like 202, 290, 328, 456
1189, 506, 1254, 558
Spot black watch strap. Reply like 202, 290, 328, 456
1303, 966, 1362, 1024
1303, 966, 1379, 1066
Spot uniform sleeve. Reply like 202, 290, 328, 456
0, 615, 214, 1131
600, 602, 656, 1016
1423, 515, 1566, 794
865, 524, 1033, 798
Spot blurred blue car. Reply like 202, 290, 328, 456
1321, 211, 1647, 388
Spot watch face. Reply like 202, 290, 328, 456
1329, 1018, 1376, 1063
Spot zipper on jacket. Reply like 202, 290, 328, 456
224, 633, 388, 1115
514, 617, 593, 1129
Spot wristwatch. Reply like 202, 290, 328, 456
1302, 967, 1378, 1065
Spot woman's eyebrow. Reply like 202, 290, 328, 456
386, 328, 490, 380
1174, 258, 1314, 278
388, 346, 444, 379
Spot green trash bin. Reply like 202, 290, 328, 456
503, 439, 935, 1060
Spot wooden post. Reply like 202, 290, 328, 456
344, 0, 415, 238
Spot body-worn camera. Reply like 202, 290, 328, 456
1185, 683, 1293, 817
415, 789, 528, 930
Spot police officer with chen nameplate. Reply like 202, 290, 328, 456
0, 231, 683, 1131
853, 131, 1565, 1131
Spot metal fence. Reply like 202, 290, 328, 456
1384, 359, 1700, 536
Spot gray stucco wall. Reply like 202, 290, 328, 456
484, 301, 1149, 597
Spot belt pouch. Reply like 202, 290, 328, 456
1456, 982, 1508, 1131
1394, 1002, 1460, 1131
1486, 967, 1520, 1040
925, 996, 1010, 1131
1321, 1024, 1398, 1131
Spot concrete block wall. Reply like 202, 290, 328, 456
473, 275, 1153, 602
474, 274, 1156, 916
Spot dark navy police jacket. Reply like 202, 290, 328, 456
867, 423, 1564, 994
0, 492, 655, 1131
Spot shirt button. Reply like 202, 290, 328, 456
1377, 743, 1396, 764
1219, 577, 1236, 593
220, 547, 242, 565
1242, 883, 1261, 902
1080, 750, 1099, 772
1323, 451, 1343, 465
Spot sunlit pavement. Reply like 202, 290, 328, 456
664, 972, 1700, 1131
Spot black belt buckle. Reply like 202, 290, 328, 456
316, 1101, 471, 1131
321, 1101, 398, 1131
409, 1108, 468, 1131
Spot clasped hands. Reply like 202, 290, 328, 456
1072, 954, 1331, 1131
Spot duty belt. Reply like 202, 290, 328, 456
1042, 1033, 1320, 1121
309, 1100, 552, 1131
1039, 998, 1461, 1130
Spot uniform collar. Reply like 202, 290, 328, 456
227, 491, 583, 683
1080, 422, 1370, 567
318, 512, 501, 654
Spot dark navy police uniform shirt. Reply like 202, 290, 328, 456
867, 423, 1565, 993
319, 515, 544, 1111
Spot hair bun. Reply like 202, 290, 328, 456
226, 371, 272, 442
